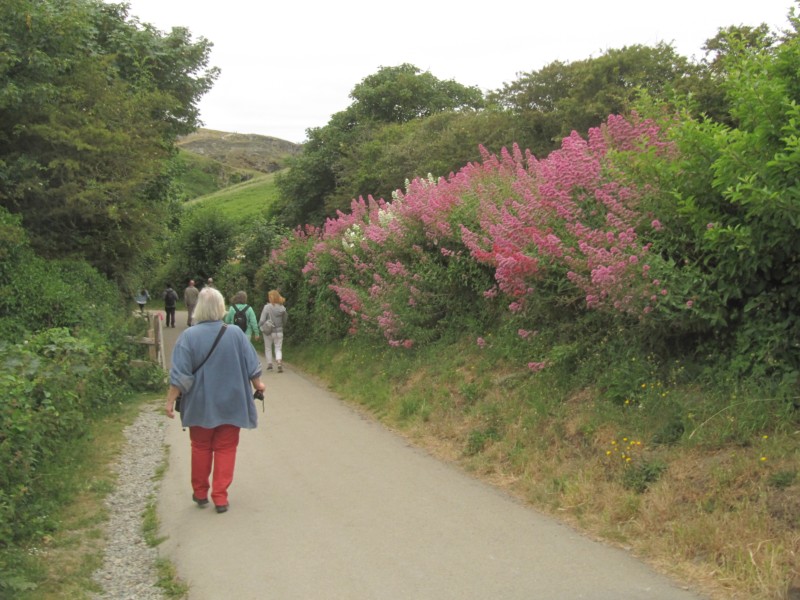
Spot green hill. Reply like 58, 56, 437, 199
174, 128, 298, 217
186, 171, 281, 224
173, 149, 262, 200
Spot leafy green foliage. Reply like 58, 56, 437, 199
0, 206, 166, 571
489, 44, 699, 156
331, 110, 521, 207
349, 63, 484, 124
0, 327, 137, 547
273, 64, 486, 227
0, 0, 217, 284
255, 230, 349, 342
172, 207, 236, 283
634, 16, 800, 376
0, 208, 121, 338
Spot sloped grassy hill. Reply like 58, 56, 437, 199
174, 128, 299, 213
173, 149, 262, 200
185, 171, 280, 224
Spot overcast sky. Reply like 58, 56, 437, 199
115, 1, 795, 144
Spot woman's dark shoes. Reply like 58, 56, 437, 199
192, 494, 209, 507
215, 504, 229, 514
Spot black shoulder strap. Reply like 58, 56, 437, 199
192, 324, 227, 374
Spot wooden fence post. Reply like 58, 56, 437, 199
154, 313, 165, 369
129, 312, 165, 369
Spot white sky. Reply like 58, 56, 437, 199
115, 0, 796, 144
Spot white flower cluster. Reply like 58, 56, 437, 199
342, 223, 363, 251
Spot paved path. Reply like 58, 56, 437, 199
156, 311, 705, 599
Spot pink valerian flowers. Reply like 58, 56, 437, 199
456, 113, 673, 316
385, 261, 409, 277
268, 112, 677, 355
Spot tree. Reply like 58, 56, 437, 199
636, 11, 800, 375
173, 207, 236, 282
349, 63, 484, 123
489, 44, 697, 156
331, 109, 521, 206
272, 65, 486, 227
688, 24, 779, 125
0, 0, 218, 283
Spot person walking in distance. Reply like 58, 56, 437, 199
165, 287, 265, 513
259, 289, 288, 372
163, 283, 178, 328
184, 279, 199, 326
134, 288, 150, 313
224, 291, 261, 342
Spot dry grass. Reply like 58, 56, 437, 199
424, 408, 800, 600
297, 344, 800, 600
177, 128, 301, 173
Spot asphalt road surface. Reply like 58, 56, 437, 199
156, 311, 705, 600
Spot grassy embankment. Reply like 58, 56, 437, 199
10, 393, 176, 599
289, 338, 799, 600
185, 170, 281, 224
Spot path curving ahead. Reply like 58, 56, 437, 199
156, 311, 705, 600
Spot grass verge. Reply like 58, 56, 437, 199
1, 394, 185, 599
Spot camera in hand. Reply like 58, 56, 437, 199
253, 390, 264, 401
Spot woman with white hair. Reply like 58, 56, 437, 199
165, 286, 265, 513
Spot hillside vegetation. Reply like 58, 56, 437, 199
172, 148, 262, 200
234, 22, 798, 600
177, 128, 301, 173
186, 172, 282, 224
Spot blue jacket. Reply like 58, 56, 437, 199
169, 321, 262, 429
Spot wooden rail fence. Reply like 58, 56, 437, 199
129, 312, 166, 370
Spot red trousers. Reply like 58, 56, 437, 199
189, 425, 240, 507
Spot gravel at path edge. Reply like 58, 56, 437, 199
91, 403, 167, 600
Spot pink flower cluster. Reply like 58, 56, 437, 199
457, 114, 672, 315
272, 113, 675, 354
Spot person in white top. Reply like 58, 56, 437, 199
259, 290, 288, 372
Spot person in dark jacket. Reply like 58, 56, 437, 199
163, 284, 178, 328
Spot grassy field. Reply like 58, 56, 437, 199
173, 149, 261, 200
185, 171, 282, 223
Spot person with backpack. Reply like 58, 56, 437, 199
223, 291, 260, 342
163, 283, 179, 328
